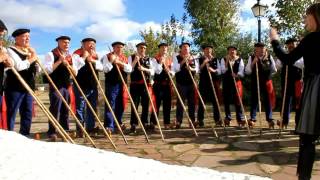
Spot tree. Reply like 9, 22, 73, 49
184, 0, 239, 57
267, 0, 317, 39
139, 14, 188, 57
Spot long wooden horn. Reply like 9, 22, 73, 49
107, 46, 150, 143
162, 62, 198, 136
136, 58, 165, 142
10, 67, 74, 143
87, 61, 128, 144
35, 57, 97, 147
255, 62, 263, 135
278, 65, 288, 138
206, 63, 227, 135
65, 63, 117, 150
229, 62, 251, 136
184, 56, 219, 138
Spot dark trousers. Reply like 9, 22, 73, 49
198, 82, 221, 125
250, 83, 273, 122
222, 79, 244, 121
282, 83, 301, 126
130, 83, 149, 126
47, 87, 70, 135
297, 134, 319, 180
150, 83, 171, 125
104, 83, 124, 131
6, 91, 33, 136
74, 86, 98, 131
176, 83, 195, 124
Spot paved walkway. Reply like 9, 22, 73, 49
13, 90, 320, 180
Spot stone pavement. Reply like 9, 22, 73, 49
13, 90, 320, 180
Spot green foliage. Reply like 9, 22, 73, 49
267, 0, 317, 38
139, 14, 188, 57
184, 0, 239, 57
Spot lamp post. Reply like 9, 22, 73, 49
251, 0, 268, 42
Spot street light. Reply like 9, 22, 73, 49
251, 0, 268, 42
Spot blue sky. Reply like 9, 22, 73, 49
0, 0, 274, 56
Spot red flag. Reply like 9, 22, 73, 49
0, 96, 8, 130
266, 80, 276, 109
68, 86, 76, 114
295, 80, 303, 109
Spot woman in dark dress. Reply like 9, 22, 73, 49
270, 3, 320, 180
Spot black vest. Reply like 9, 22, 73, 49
5, 48, 36, 92
50, 51, 71, 89
251, 55, 273, 82
76, 59, 98, 90
199, 57, 220, 85
0, 62, 4, 94
224, 57, 241, 79
130, 55, 151, 83
104, 55, 127, 85
153, 59, 170, 84
175, 55, 196, 85
281, 64, 302, 89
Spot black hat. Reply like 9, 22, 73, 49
254, 42, 265, 47
285, 38, 297, 44
55, 36, 71, 42
112, 41, 125, 47
227, 45, 237, 50
12, 28, 30, 38
136, 42, 147, 48
179, 42, 191, 49
201, 44, 213, 49
0, 20, 7, 31
158, 42, 168, 48
81, 37, 96, 43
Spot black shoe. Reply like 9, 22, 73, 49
148, 123, 155, 131
198, 121, 204, 128
130, 125, 136, 133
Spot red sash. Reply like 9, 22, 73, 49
235, 80, 243, 105
0, 96, 7, 130
266, 80, 276, 109
295, 80, 303, 109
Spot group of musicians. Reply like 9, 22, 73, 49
0, 20, 304, 140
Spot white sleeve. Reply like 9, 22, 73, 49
149, 58, 155, 76
245, 56, 252, 75
293, 57, 304, 69
102, 55, 113, 73
172, 55, 181, 73
275, 59, 283, 69
7, 48, 31, 71
195, 57, 200, 74
94, 55, 103, 71
151, 58, 162, 74
72, 54, 85, 75
43, 52, 54, 74
237, 58, 245, 77
220, 58, 226, 74
270, 55, 277, 74
216, 59, 221, 75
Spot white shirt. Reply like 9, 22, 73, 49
72, 53, 103, 75
245, 55, 277, 75
101, 54, 132, 73
172, 54, 200, 74
220, 57, 245, 77
128, 55, 155, 76
7, 47, 41, 73
275, 57, 304, 70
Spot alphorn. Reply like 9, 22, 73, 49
228, 60, 251, 136
87, 61, 128, 144
255, 62, 263, 135
183, 55, 219, 138
65, 60, 117, 150
136, 57, 165, 142
278, 65, 288, 138
35, 53, 97, 147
